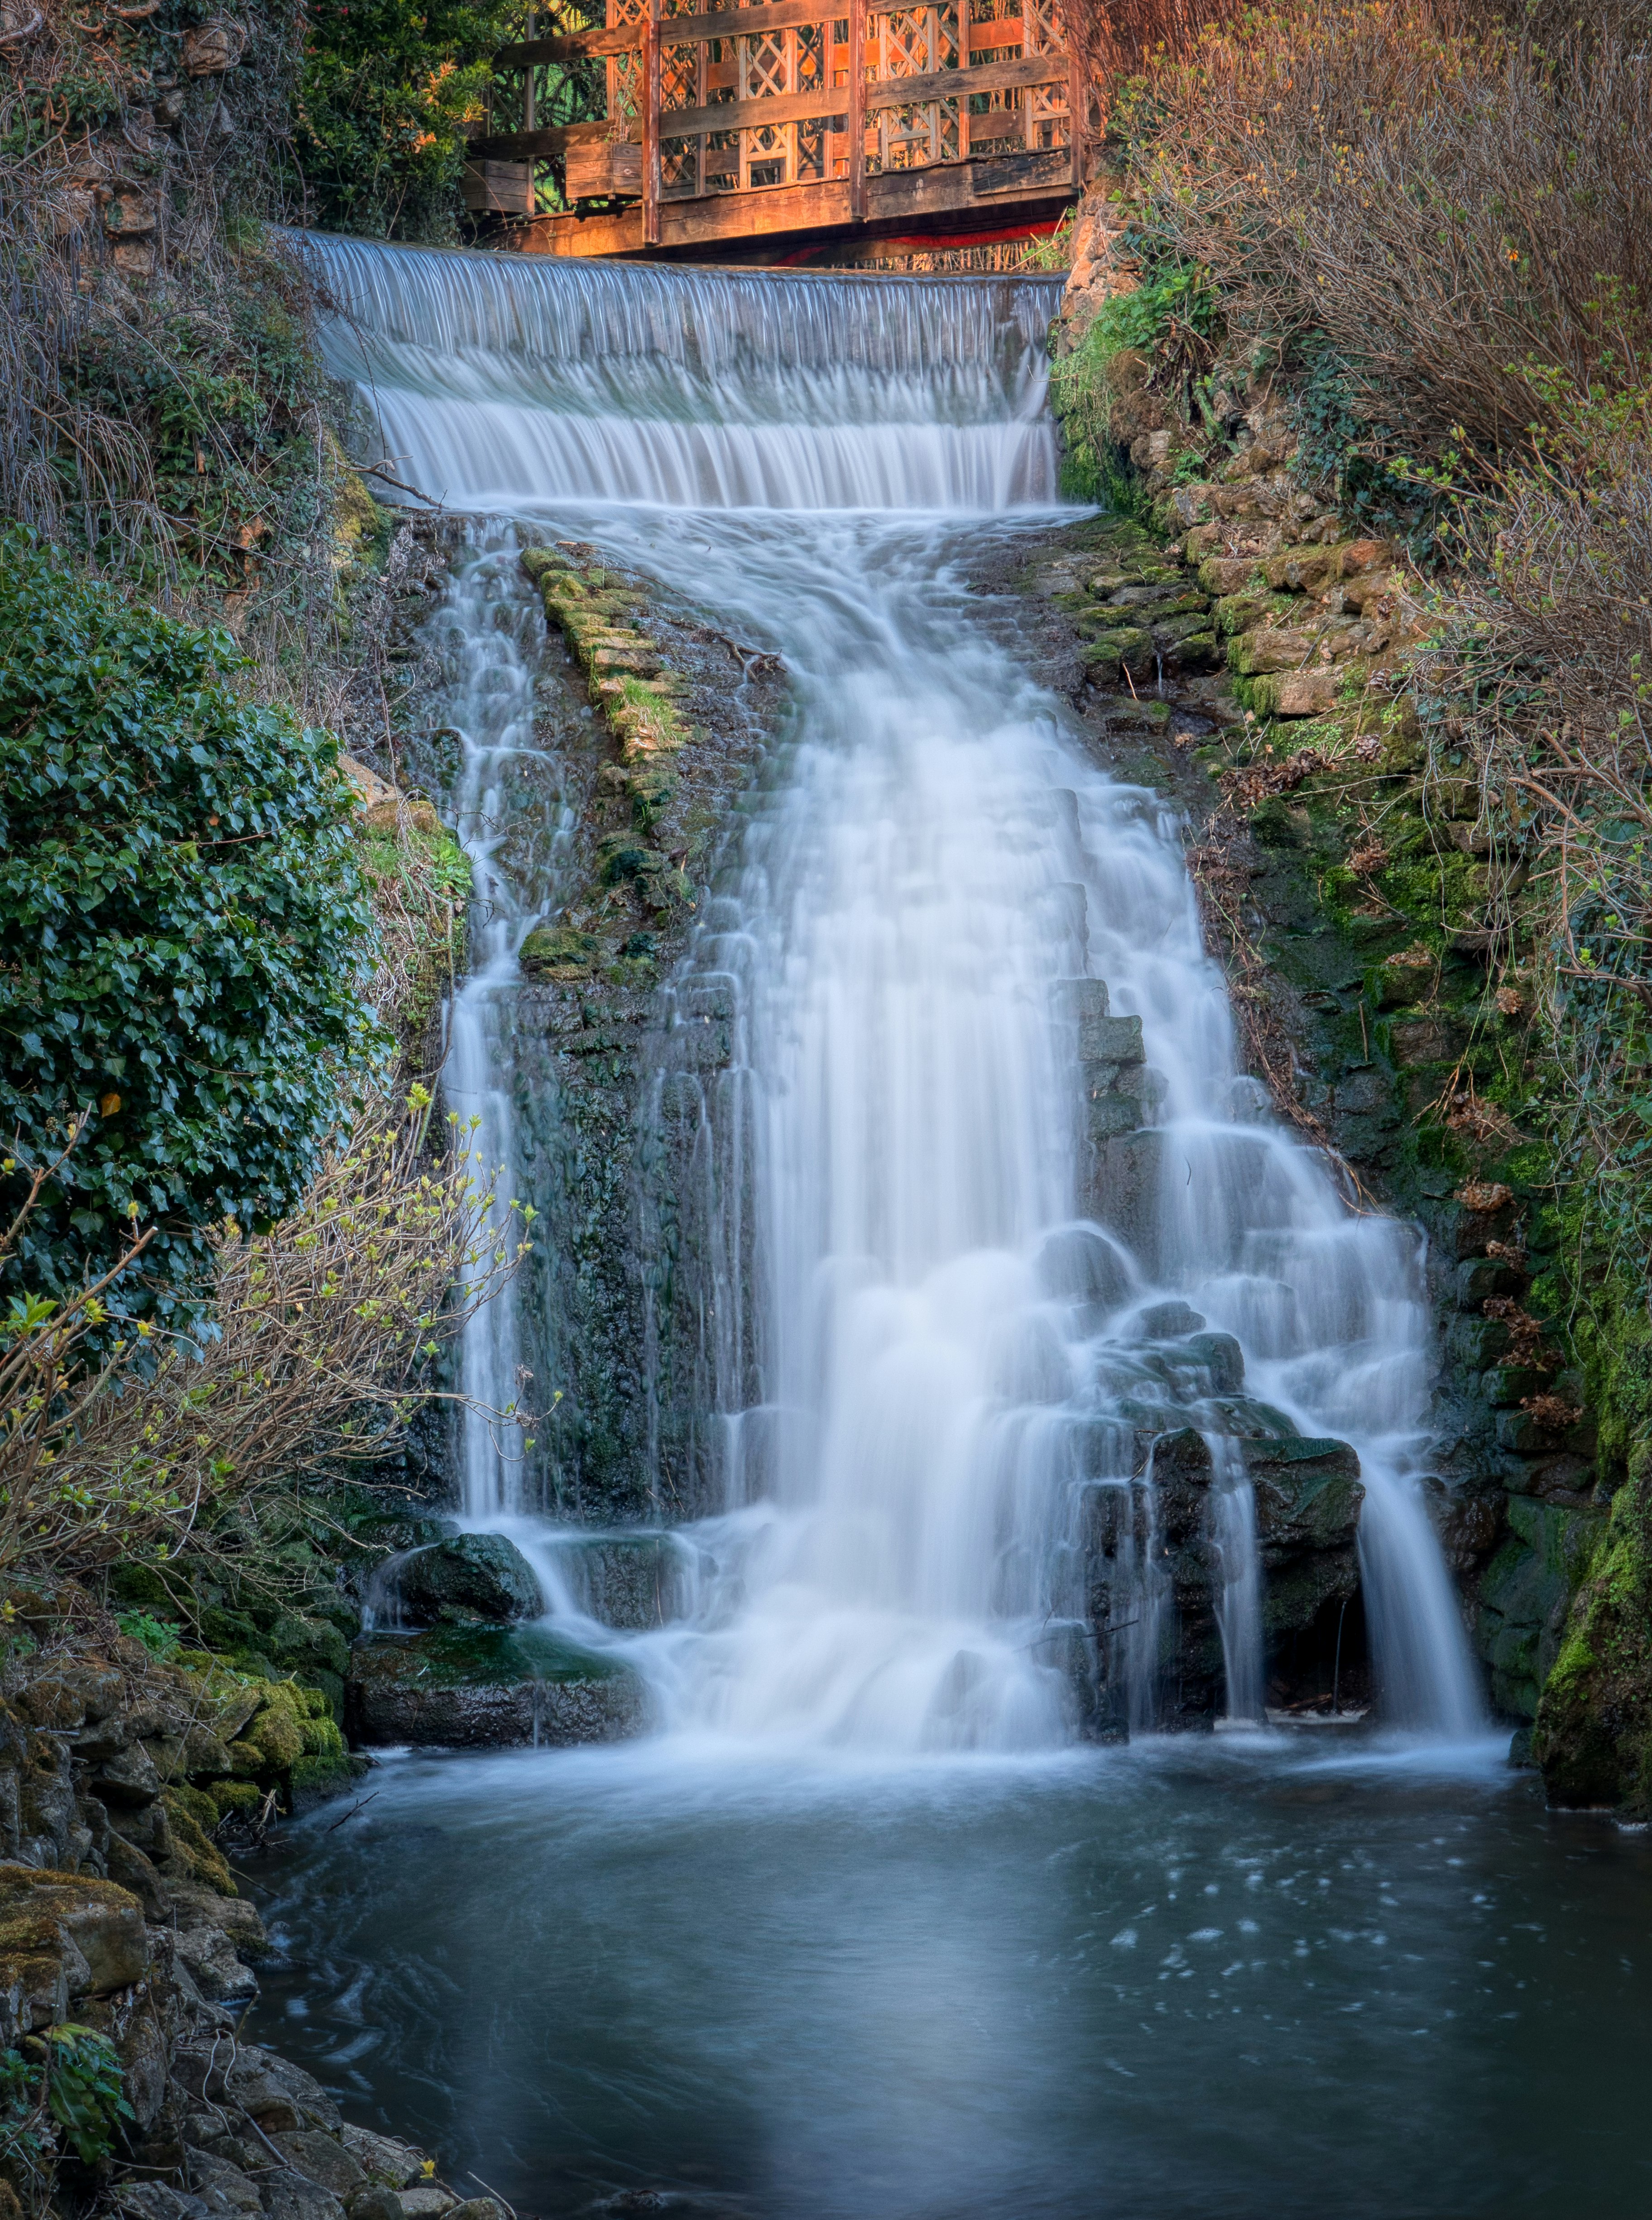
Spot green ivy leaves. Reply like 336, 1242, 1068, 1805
0, 528, 383, 1325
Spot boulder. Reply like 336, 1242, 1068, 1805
1247, 1437, 1363, 1560
394, 1534, 543, 1628
1033, 1225, 1135, 1313
549, 1534, 691, 1630
348, 1626, 647, 1749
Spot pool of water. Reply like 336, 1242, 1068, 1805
250, 1732, 1652, 2219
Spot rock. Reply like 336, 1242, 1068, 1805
0, 1865, 149, 2009
259, 2171, 348, 2220
395, 2191, 457, 2220
94, 1742, 164, 1804
1032, 1226, 1134, 1312
549, 1535, 690, 1630
270, 2130, 367, 2196
341, 2126, 426, 2190
114, 2186, 211, 2220
445, 2203, 506, 2220
188, 2156, 265, 2216
1247, 1438, 1364, 1558
347, 2195, 405, 2220
182, 20, 245, 72
1137, 1301, 1205, 1339
168, 1881, 268, 1955
1147, 1428, 1215, 1543
175, 1924, 258, 2004
349, 1627, 646, 1750
1170, 1331, 1245, 1395
394, 1534, 543, 1627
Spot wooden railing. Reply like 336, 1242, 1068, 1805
476, 0, 1080, 245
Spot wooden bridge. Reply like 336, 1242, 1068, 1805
466, 0, 1084, 260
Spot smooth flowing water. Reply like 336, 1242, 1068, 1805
264, 237, 1574, 2210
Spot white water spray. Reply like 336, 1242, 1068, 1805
308, 236, 1481, 1743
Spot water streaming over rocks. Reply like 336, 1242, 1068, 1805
307, 236, 1479, 1743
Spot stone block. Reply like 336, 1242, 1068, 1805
1076, 1127, 1163, 1271
1197, 556, 1259, 596
1084, 1091, 1141, 1140
1081, 1013, 1145, 1066
340, 2128, 425, 2191
1480, 1364, 1549, 1407
349, 1627, 647, 1749
269, 2134, 366, 2197
1448, 1315, 1511, 1370
1455, 1256, 1527, 1309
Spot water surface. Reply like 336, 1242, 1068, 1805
254, 1736, 1652, 2219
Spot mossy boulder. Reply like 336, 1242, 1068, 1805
394, 1533, 544, 1628
348, 1625, 646, 1748
1532, 1472, 1647, 1807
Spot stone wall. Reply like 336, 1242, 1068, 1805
1047, 197, 1609, 1742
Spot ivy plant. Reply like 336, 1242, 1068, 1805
0, 529, 382, 1323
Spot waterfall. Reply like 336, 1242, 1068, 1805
310, 235, 1482, 1743
1207, 1438, 1263, 1726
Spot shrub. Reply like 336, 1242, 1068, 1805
0, 528, 380, 1320
1119, 0, 1652, 459
0, 1089, 529, 1582
294, 0, 519, 241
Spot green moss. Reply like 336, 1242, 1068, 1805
161, 1791, 235, 1895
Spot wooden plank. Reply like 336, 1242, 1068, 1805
494, 0, 1033, 65
665, 0, 841, 43
565, 137, 643, 192
493, 24, 639, 60
965, 107, 1031, 143
866, 53, 1063, 106
848, 0, 864, 218
462, 158, 534, 214
661, 85, 848, 134
652, 53, 1063, 141
471, 118, 620, 161
957, 0, 969, 157
643, 0, 661, 243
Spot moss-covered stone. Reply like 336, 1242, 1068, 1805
349, 1625, 647, 1748
160, 1790, 235, 1895
1533, 1463, 1652, 1808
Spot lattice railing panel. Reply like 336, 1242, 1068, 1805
566, 0, 1072, 207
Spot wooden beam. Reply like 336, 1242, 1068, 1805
848, 0, 864, 219
643, 0, 660, 245
652, 54, 1063, 142
865, 52, 1063, 106
1068, 40, 1082, 188
662, 86, 848, 136
518, 149, 1072, 254
494, 24, 639, 61
471, 117, 618, 161
493, 0, 1036, 66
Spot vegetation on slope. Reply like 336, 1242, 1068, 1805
1059, 0, 1652, 1801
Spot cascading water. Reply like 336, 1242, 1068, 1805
306, 234, 1480, 1741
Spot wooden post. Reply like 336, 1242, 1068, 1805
1067, 33, 1083, 192
848, 1, 865, 220
957, 0, 969, 161
524, 8, 537, 131
643, 0, 661, 245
